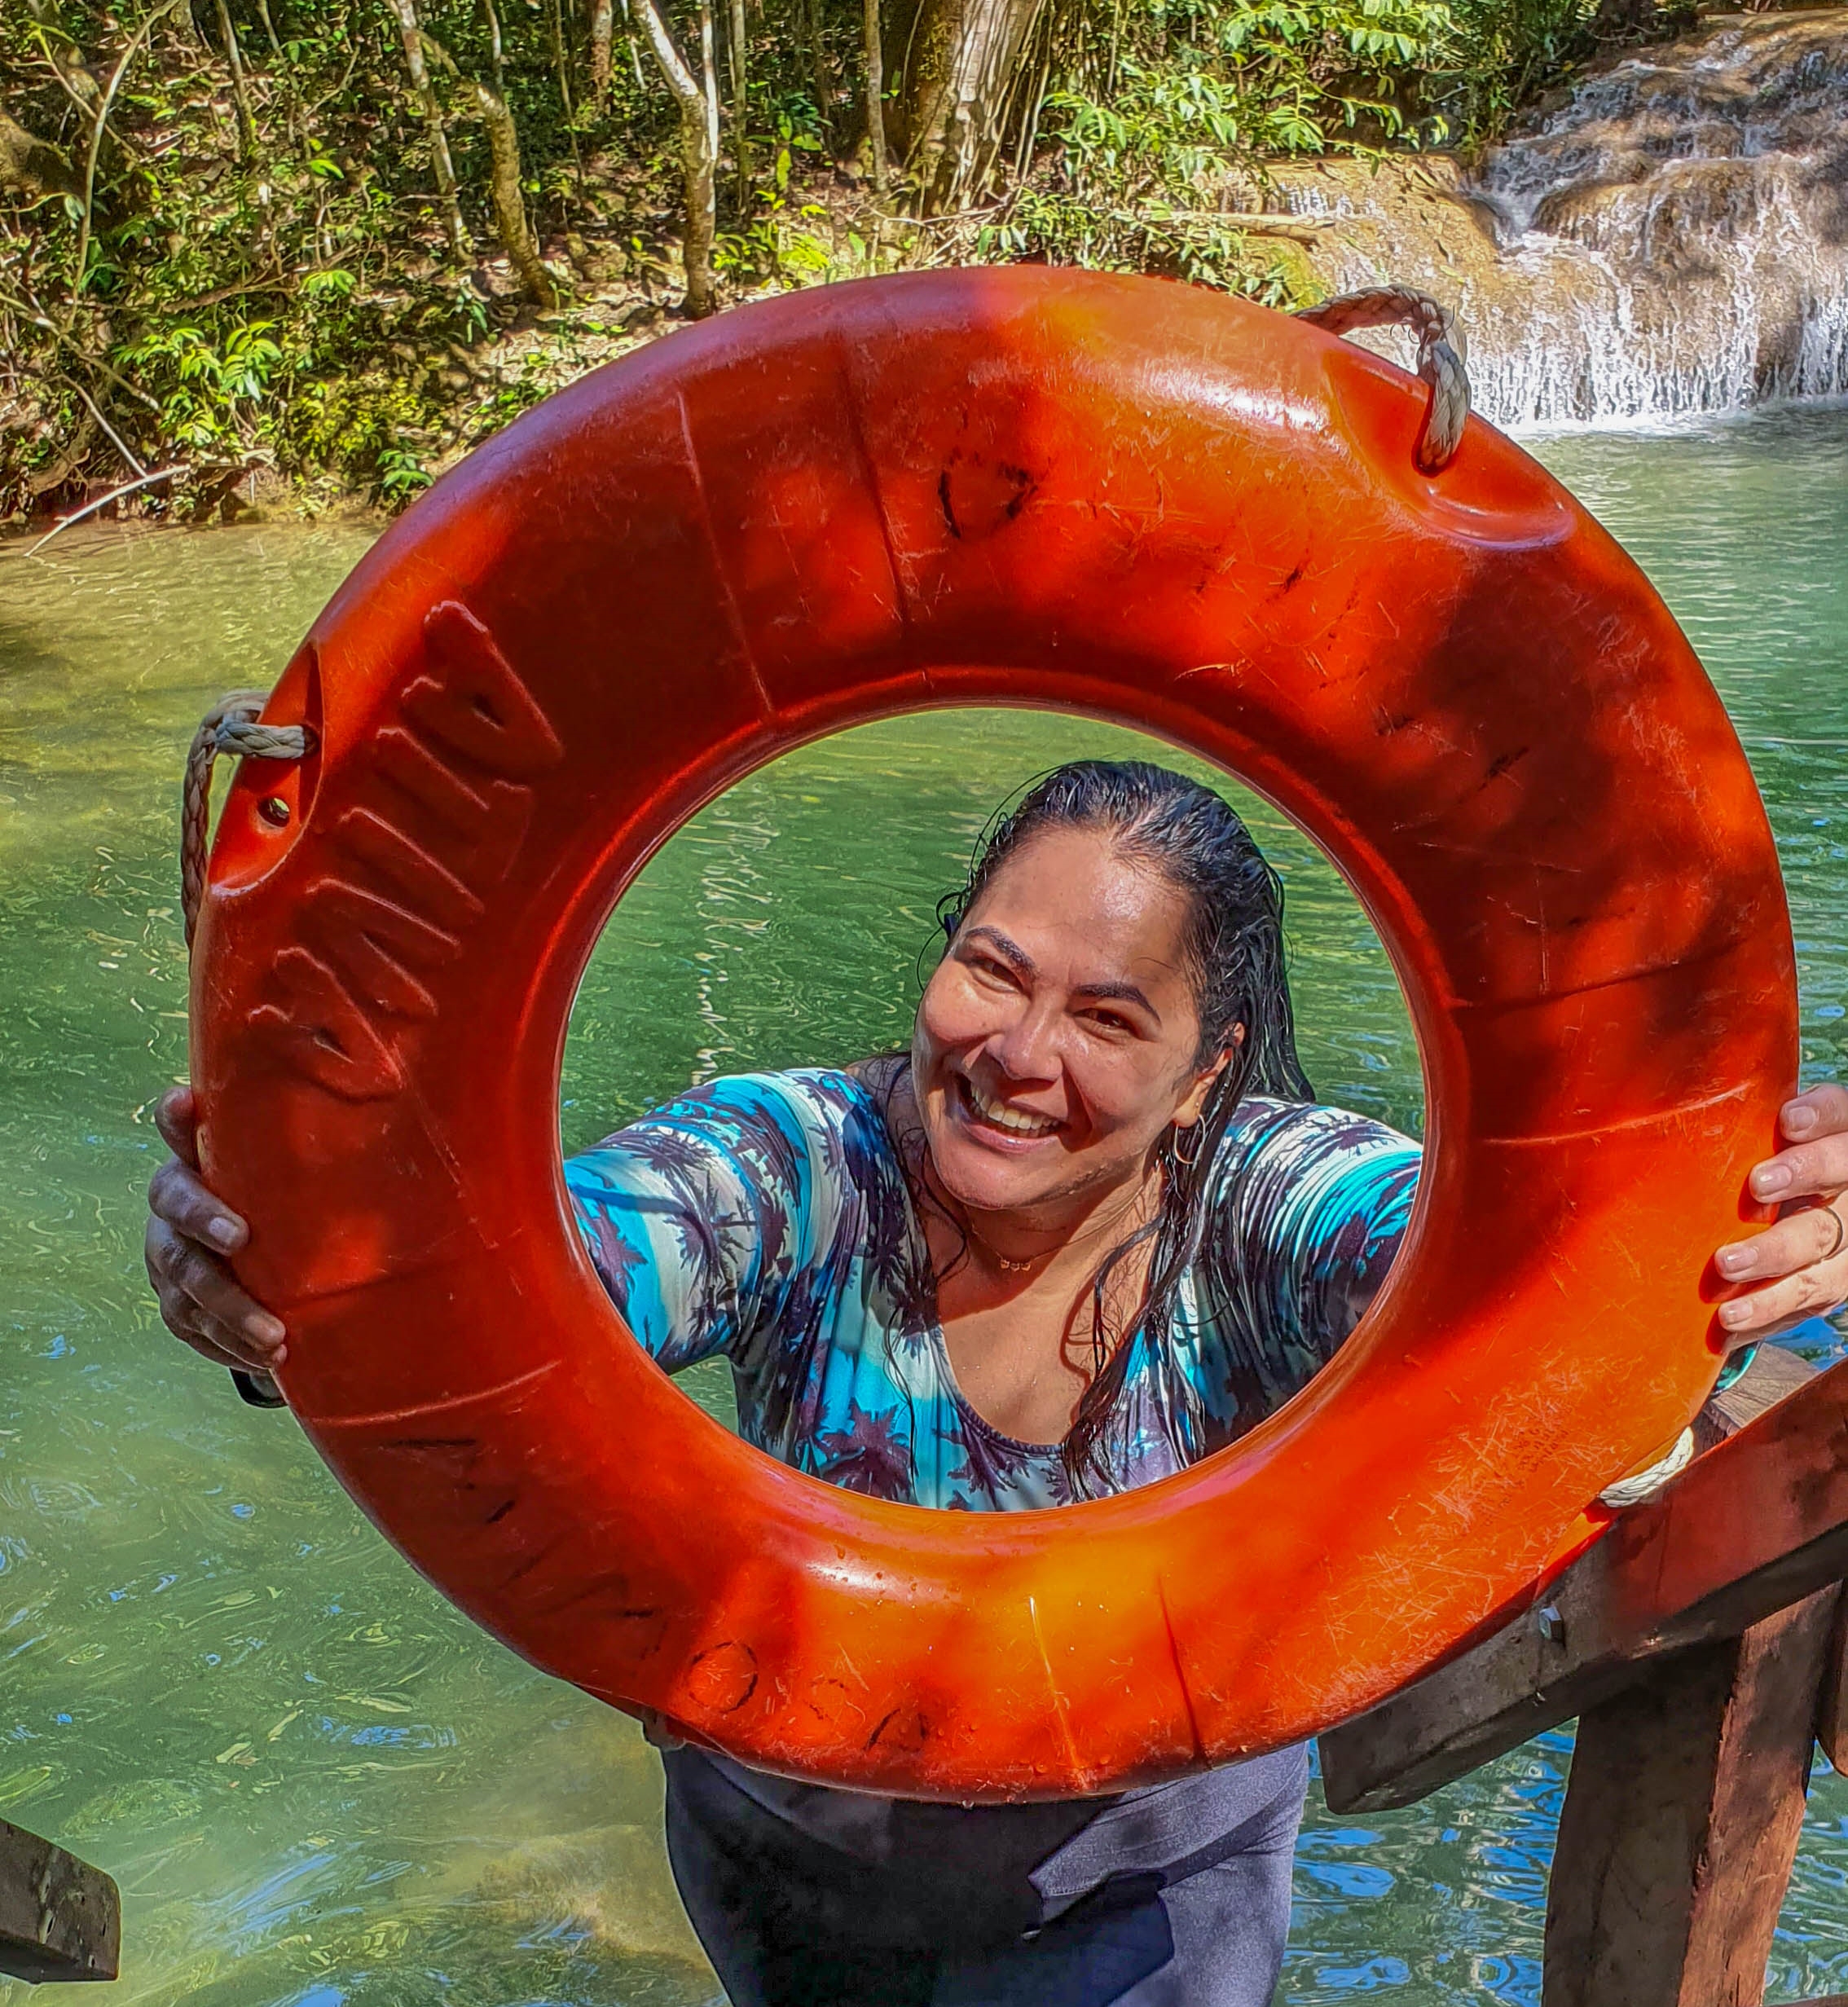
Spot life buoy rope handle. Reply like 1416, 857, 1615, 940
188, 268, 1794, 1800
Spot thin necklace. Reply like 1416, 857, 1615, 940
968, 1229, 1044, 1274
964, 1174, 1159, 1276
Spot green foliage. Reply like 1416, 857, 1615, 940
374, 439, 433, 500
1442, 0, 1603, 136
116, 319, 282, 430
0, 0, 1614, 517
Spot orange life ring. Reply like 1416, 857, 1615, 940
191, 268, 1796, 1798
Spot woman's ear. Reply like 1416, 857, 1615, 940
1173, 1025, 1243, 1129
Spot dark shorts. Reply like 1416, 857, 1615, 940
662, 1741, 1308, 2007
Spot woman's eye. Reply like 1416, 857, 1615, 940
1084, 1010, 1133, 1036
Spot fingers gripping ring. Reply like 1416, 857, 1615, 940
1818, 1205, 1848, 1264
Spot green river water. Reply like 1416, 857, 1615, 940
2, 403, 1846, 2005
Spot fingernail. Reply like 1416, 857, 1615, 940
1784, 1103, 1818, 1136
1718, 1299, 1751, 1328
1753, 1164, 1792, 1196
207, 1217, 241, 1250
244, 1313, 284, 1345
1716, 1245, 1751, 1276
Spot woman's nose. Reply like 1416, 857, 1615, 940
989, 1001, 1061, 1082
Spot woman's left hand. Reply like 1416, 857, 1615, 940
1714, 1082, 1848, 1340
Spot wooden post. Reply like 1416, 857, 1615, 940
0, 1816, 120, 1983
1542, 1584, 1841, 2007
1819, 1587, 1848, 1776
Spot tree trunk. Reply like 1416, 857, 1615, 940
728, 0, 749, 202
420, 32, 553, 304
481, 0, 508, 93
463, 79, 557, 306
863, 0, 887, 192
548, 0, 586, 196
629, 0, 719, 315
803, 0, 834, 143
589, 0, 614, 99
893, 0, 1043, 213
548, 0, 576, 120
385, 0, 469, 257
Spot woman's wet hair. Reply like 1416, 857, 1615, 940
932, 759, 1313, 1495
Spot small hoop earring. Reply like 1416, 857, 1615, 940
1169, 1122, 1205, 1169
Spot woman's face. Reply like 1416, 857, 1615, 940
912, 825, 1234, 1220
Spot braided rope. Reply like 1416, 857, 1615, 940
1292, 285, 1470, 473
181, 692, 312, 948
1597, 1425, 1696, 1510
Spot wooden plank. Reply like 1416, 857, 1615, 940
0, 1816, 120, 1982
1542, 1583, 1841, 2007
1322, 1350, 1848, 1815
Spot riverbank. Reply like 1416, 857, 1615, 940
17, 0, 1825, 527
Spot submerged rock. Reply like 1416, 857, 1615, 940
1271, 9, 1848, 427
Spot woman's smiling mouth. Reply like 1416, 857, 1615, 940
956, 1074, 1064, 1142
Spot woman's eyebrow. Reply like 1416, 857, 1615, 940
961, 924, 1035, 975
1071, 978, 1160, 1024
962, 927, 1161, 1025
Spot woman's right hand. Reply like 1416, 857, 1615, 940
144, 1085, 287, 1386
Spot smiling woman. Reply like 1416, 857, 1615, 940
479, 752, 1415, 2005
563, 760, 1418, 1526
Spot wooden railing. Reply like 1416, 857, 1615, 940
1322, 1346, 1848, 2007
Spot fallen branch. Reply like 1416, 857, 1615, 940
64, 379, 145, 476
24, 466, 181, 555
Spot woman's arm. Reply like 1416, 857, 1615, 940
564, 1074, 819, 1371
146, 1073, 828, 1398
1199, 1100, 1422, 1413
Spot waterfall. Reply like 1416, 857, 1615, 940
1270, 10, 1848, 429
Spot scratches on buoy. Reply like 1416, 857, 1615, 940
1028, 1593, 1086, 1787
1157, 1578, 1208, 1767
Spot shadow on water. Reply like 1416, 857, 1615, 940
0, 405, 1844, 2003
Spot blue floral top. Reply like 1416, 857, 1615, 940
565, 1069, 1420, 1510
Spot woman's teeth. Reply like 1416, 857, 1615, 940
964, 1079, 1059, 1137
